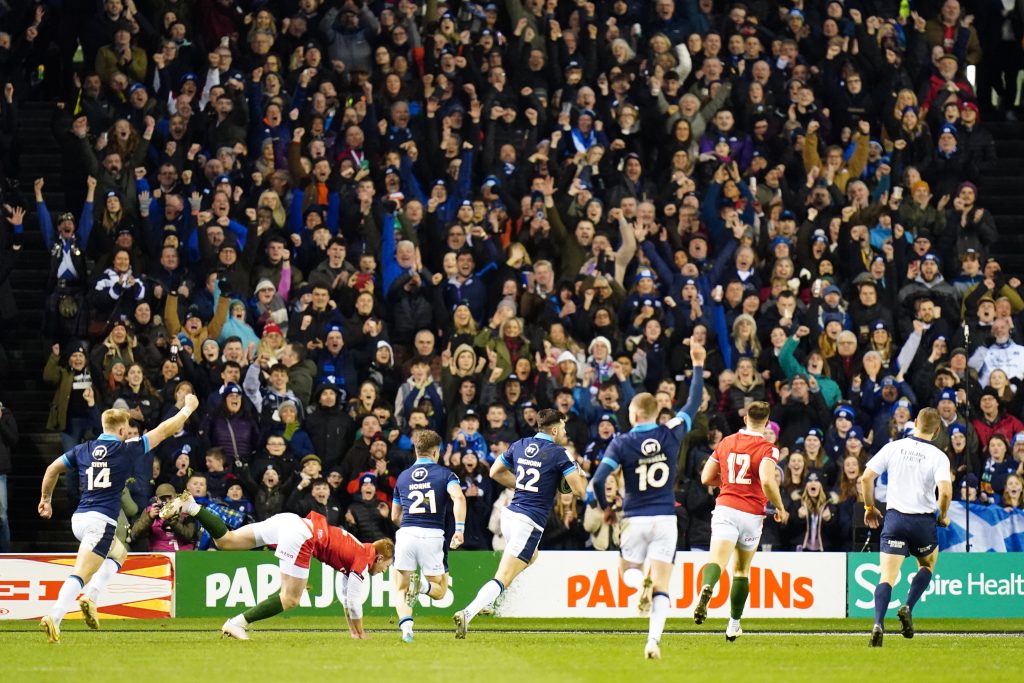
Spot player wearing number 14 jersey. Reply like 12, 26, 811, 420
37, 395, 200, 643
694, 401, 788, 641
453, 409, 587, 638
591, 339, 706, 660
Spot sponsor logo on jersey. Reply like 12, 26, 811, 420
92, 445, 108, 460
640, 439, 661, 456
411, 467, 428, 482
525, 443, 540, 457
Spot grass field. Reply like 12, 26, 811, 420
2, 616, 1022, 683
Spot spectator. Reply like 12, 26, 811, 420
542, 492, 588, 550
130, 483, 196, 551
979, 434, 1019, 504
0, 401, 16, 551
344, 473, 394, 542
584, 476, 622, 551
972, 387, 1024, 449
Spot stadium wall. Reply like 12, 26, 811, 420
4, 551, 1023, 620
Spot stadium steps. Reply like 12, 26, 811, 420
7, 100, 75, 552
981, 121, 1024, 276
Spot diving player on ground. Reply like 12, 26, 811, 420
37, 394, 200, 643
160, 495, 394, 639
693, 400, 788, 640
391, 429, 467, 643
859, 407, 951, 647
590, 339, 706, 660
452, 408, 587, 638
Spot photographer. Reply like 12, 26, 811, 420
129, 483, 196, 551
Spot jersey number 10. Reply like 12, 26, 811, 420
87, 466, 112, 491
726, 453, 752, 485
634, 461, 670, 491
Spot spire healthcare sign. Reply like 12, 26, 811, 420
848, 553, 1024, 618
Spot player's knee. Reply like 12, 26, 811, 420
280, 593, 301, 610
428, 575, 448, 599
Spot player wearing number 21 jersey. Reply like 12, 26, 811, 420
453, 409, 588, 639
591, 339, 708, 660
694, 401, 788, 642
391, 430, 467, 643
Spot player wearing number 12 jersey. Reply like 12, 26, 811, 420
453, 409, 587, 638
591, 339, 706, 660
694, 401, 788, 641
391, 430, 467, 643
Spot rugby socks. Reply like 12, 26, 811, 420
242, 593, 284, 624
700, 563, 723, 590
399, 616, 414, 638
730, 577, 750, 620
623, 567, 644, 589
419, 576, 432, 595
873, 582, 893, 628
648, 592, 670, 644
50, 575, 84, 626
906, 568, 933, 611
83, 558, 121, 602
193, 505, 228, 539
464, 578, 505, 623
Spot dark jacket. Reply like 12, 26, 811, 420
0, 406, 17, 474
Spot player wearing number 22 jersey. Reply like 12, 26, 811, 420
453, 409, 587, 639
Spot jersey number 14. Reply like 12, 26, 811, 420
726, 452, 752, 485
86, 466, 112, 491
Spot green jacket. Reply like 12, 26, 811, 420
779, 337, 842, 408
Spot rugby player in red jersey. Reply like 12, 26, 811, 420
161, 493, 393, 639
692, 401, 788, 640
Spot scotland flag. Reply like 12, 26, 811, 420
939, 503, 1024, 552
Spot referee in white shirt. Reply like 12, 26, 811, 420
859, 408, 952, 648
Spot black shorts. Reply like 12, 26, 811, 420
879, 510, 937, 558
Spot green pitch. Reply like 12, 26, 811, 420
1, 617, 1022, 683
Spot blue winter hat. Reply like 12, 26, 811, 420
846, 426, 864, 441
939, 388, 957, 404
948, 423, 966, 437
834, 405, 855, 421
222, 383, 242, 395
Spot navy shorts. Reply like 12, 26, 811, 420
879, 510, 937, 558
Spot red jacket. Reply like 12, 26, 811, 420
971, 413, 1024, 450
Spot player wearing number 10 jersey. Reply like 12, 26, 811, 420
694, 401, 788, 641
453, 409, 587, 639
591, 339, 706, 661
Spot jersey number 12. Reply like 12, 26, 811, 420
726, 452, 752, 485
87, 466, 112, 491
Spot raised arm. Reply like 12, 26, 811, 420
449, 482, 467, 549
145, 393, 199, 450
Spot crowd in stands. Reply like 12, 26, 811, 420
3, 0, 1024, 553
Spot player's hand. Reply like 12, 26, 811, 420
937, 514, 950, 528
864, 507, 883, 529
774, 507, 789, 525
689, 338, 706, 365
38, 500, 52, 519
183, 393, 200, 413
450, 531, 465, 550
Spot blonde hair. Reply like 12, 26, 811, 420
101, 408, 131, 434
630, 392, 659, 423
373, 538, 395, 559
